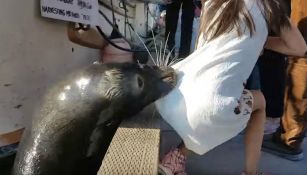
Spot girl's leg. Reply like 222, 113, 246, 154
243, 90, 266, 175
160, 90, 266, 175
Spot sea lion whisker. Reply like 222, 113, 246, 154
168, 59, 177, 67
165, 47, 175, 67
133, 29, 157, 66
162, 33, 170, 67
158, 41, 163, 67
150, 28, 159, 66
169, 57, 183, 67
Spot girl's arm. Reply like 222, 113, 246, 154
264, 20, 307, 58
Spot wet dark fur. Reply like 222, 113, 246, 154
13, 62, 176, 175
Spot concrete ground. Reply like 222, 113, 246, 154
132, 106, 307, 175
159, 120, 307, 175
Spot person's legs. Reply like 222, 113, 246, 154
279, 59, 307, 148
159, 90, 266, 175
258, 50, 286, 134
243, 90, 266, 175
262, 59, 307, 161
178, 0, 195, 58
165, 0, 181, 55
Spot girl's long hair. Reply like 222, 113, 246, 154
197, 0, 291, 43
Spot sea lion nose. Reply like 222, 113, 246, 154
160, 68, 177, 87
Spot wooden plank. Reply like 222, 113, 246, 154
98, 105, 161, 175
98, 127, 160, 175
0, 128, 24, 147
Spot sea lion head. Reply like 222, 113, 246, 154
100, 63, 176, 117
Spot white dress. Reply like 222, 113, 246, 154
155, 0, 268, 155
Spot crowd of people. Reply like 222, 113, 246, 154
156, 0, 307, 175
67, 0, 306, 174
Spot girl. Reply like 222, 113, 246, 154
155, 0, 307, 175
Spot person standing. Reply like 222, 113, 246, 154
259, 50, 287, 134
259, 0, 291, 135
262, 0, 307, 161
164, 0, 195, 59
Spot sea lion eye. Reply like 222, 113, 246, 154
131, 75, 144, 96
137, 75, 144, 89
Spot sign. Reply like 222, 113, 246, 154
40, 0, 99, 25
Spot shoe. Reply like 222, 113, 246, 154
158, 148, 187, 175
262, 136, 304, 161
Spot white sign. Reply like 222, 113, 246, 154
40, 0, 99, 25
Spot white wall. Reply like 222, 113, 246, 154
0, 0, 100, 134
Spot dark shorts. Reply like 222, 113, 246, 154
259, 50, 286, 118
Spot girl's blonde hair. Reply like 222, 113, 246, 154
197, 0, 291, 43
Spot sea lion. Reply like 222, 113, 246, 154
13, 62, 176, 175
